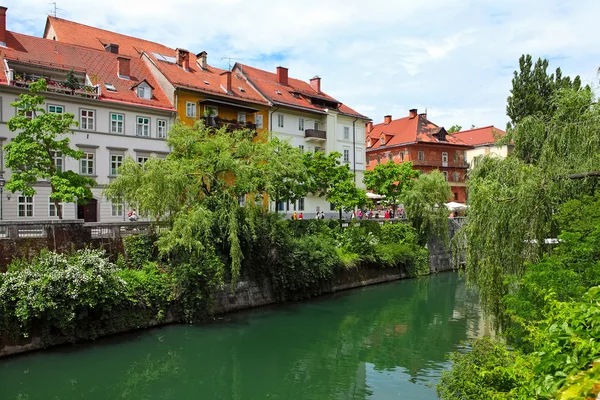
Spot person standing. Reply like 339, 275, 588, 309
351, 210, 356, 219
292, 211, 297, 220
357, 209, 363, 219
384, 210, 390, 219
298, 212, 303, 220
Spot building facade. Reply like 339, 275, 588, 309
450, 126, 511, 168
236, 64, 370, 218
366, 109, 472, 203
0, 8, 175, 222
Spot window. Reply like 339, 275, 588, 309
137, 156, 150, 167
277, 201, 284, 211
377, 155, 381, 164
298, 198, 305, 211
205, 105, 218, 117
255, 114, 263, 129
442, 152, 448, 163
136, 117, 150, 137
442, 171, 448, 181
186, 102, 196, 118
18, 196, 33, 217
111, 202, 124, 217
17, 107, 33, 120
314, 121, 319, 130
380, 136, 385, 145
136, 84, 152, 100
454, 192, 458, 201
453, 152, 458, 162
80, 109, 95, 130
298, 118, 304, 131
330, 202, 336, 211
418, 150, 425, 161
110, 154, 123, 176
48, 198, 63, 217
80, 152, 95, 175
157, 119, 167, 138
453, 171, 460, 182
51, 151, 63, 173
238, 112, 246, 123
105, 83, 117, 92
298, 145, 304, 153
388, 153, 393, 161
277, 114, 284, 128
110, 113, 125, 134
343, 148, 350, 163
400, 151, 405, 161
47, 104, 64, 114
238, 194, 246, 207
344, 126, 350, 140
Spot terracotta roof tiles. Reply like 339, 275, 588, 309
450, 126, 507, 146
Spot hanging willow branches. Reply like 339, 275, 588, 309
460, 87, 600, 326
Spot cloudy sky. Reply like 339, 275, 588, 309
6, 0, 600, 129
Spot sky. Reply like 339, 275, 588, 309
5, 0, 600, 129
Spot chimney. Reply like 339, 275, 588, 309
384, 115, 392, 125
0, 6, 7, 47
104, 43, 119, 54
366, 121, 373, 133
196, 51, 207, 69
409, 108, 418, 118
176, 48, 190, 71
117, 56, 131, 79
310, 76, 321, 93
276, 66, 288, 85
220, 71, 232, 94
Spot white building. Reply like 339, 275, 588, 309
0, 8, 175, 222
450, 126, 511, 169
235, 64, 370, 218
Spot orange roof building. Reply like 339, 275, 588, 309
366, 109, 473, 203
0, 7, 175, 222
450, 126, 511, 168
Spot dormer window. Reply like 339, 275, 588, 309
380, 136, 385, 145
133, 81, 153, 100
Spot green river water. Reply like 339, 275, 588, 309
0, 272, 486, 400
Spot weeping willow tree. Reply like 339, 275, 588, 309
105, 122, 303, 286
461, 87, 600, 326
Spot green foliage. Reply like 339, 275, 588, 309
447, 125, 462, 133
403, 170, 451, 243
123, 234, 154, 268
363, 160, 419, 210
6, 79, 95, 217
64, 69, 80, 90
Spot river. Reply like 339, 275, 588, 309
0, 272, 486, 399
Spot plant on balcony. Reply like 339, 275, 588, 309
64, 68, 80, 91
5, 79, 96, 219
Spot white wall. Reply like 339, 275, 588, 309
0, 89, 174, 221
466, 144, 513, 169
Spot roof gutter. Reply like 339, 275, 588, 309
269, 106, 280, 141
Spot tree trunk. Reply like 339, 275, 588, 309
55, 198, 63, 219
339, 208, 342, 227
275, 197, 279, 215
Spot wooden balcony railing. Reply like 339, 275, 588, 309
305, 129, 327, 140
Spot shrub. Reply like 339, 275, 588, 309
123, 234, 155, 268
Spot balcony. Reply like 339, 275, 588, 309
200, 116, 257, 132
304, 129, 327, 141
411, 159, 469, 168
12, 73, 99, 99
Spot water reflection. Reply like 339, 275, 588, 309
0, 273, 483, 400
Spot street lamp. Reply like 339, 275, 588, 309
0, 174, 5, 220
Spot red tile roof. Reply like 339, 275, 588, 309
450, 126, 507, 146
366, 112, 471, 151
46, 17, 268, 105
2, 31, 174, 111
235, 63, 368, 118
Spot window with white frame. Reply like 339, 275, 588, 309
343, 148, 350, 163
298, 198, 305, 211
238, 112, 246, 123
51, 151, 63, 173
111, 202, 124, 217
80, 109, 95, 130
344, 126, 350, 140
48, 198, 63, 217
136, 83, 152, 100
137, 156, 150, 167
442, 152, 448, 163
136, 117, 150, 136
80, 152, 95, 175
205, 105, 218, 117
418, 150, 425, 161
255, 114, 263, 129
186, 102, 196, 118
277, 114, 284, 128
442, 171, 448, 181
16, 107, 34, 120
298, 145, 304, 153
298, 118, 304, 131
157, 119, 167, 138
110, 154, 123, 176
47, 104, 64, 114
380, 136, 385, 145
18, 196, 33, 217
110, 113, 125, 134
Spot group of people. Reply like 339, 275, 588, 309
290, 211, 327, 220
349, 207, 405, 220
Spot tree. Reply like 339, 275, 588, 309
257, 138, 308, 214
447, 125, 462, 133
64, 69, 80, 91
403, 170, 451, 242
303, 151, 366, 219
363, 160, 419, 212
6, 79, 95, 219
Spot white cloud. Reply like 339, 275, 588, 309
5, 0, 600, 129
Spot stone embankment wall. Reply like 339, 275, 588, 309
0, 266, 407, 358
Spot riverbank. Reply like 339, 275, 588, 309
0, 265, 414, 358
